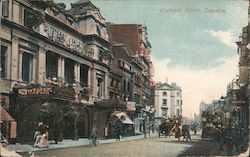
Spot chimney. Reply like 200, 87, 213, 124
166, 77, 168, 84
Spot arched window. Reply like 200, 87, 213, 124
163, 91, 167, 96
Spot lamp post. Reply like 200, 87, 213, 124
142, 112, 147, 138
219, 96, 226, 127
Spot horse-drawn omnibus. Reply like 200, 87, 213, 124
158, 117, 178, 138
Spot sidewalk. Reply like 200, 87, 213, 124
3, 132, 158, 154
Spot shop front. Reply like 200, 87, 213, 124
94, 99, 129, 138
10, 84, 93, 143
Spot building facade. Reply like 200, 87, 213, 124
154, 81, 182, 124
0, 0, 155, 142
0, 0, 112, 142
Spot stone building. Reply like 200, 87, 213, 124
108, 23, 155, 134
154, 80, 182, 124
235, 1, 250, 146
0, 0, 111, 142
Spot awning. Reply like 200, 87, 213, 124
0, 107, 15, 121
114, 112, 133, 125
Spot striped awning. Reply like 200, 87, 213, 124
0, 107, 15, 121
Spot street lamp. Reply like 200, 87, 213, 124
219, 96, 226, 127
142, 112, 147, 138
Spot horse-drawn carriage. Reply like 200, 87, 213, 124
158, 118, 176, 138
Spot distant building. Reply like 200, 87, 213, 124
154, 80, 182, 121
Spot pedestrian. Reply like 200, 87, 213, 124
175, 126, 180, 141
218, 127, 225, 151
226, 124, 236, 155
116, 126, 121, 141
90, 127, 98, 146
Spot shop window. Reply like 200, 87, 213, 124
96, 75, 104, 97
0, 46, 7, 78
46, 52, 58, 79
22, 52, 33, 82
2, 0, 9, 17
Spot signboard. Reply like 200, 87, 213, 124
44, 23, 94, 58
10, 121, 17, 138
127, 101, 136, 111
18, 87, 52, 96
231, 100, 246, 106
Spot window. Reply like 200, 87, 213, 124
176, 109, 180, 116
2, 0, 9, 17
176, 100, 180, 105
23, 8, 39, 31
162, 99, 167, 106
176, 92, 180, 97
80, 64, 88, 87
46, 52, 58, 79
64, 58, 75, 84
96, 25, 101, 36
0, 46, 7, 78
96, 75, 104, 97
22, 52, 33, 82
123, 79, 126, 92
163, 91, 167, 96
162, 109, 167, 116
24, 9, 34, 29
127, 81, 130, 91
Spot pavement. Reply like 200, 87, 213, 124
2, 132, 158, 155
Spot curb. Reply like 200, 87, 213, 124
7, 134, 158, 154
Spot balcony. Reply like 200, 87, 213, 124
161, 105, 168, 109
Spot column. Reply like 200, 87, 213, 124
57, 57, 65, 81
37, 47, 46, 84
104, 72, 109, 99
91, 68, 96, 97
31, 53, 37, 83
18, 52, 23, 81
74, 63, 80, 83
10, 38, 19, 82
61, 57, 65, 80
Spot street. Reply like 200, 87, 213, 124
20, 133, 222, 157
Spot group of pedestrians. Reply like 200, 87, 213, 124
215, 124, 247, 155
172, 124, 192, 141
33, 122, 49, 148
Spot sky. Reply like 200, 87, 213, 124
57, 0, 249, 117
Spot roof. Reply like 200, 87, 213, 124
112, 45, 133, 63
112, 111, 134, 125
156, 83, 181, 90
72, 0, 91, 5
0, 107, 15, 121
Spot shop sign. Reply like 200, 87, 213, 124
231, 100, 246, 105
18, 87, 52, 96
127, 101, 136, 111
44, 23, 94, 58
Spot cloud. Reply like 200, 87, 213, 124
205, 30, 237, 48
152, 55, 238, 117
